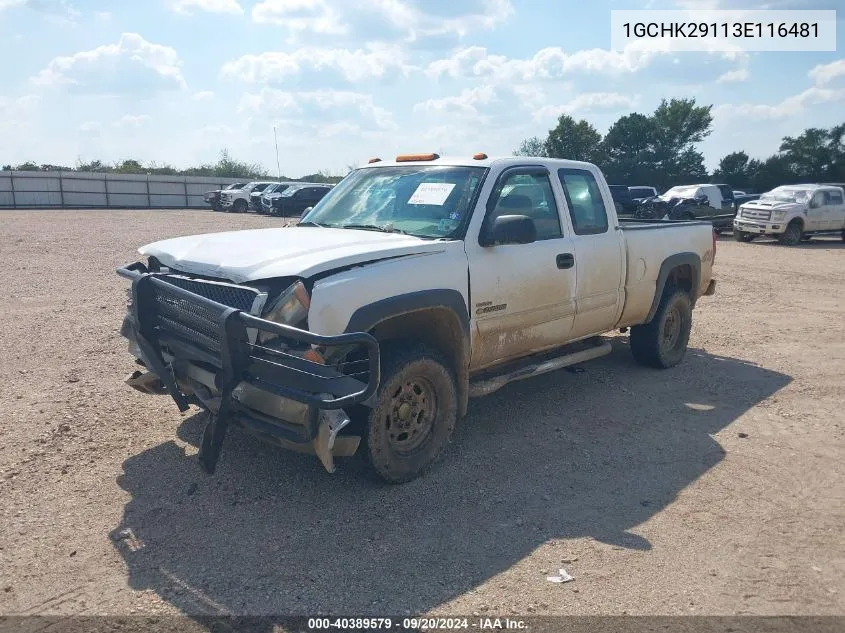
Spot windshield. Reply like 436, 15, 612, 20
280, 186, 304, 198
630, 187, 654, 198
759, 187, 811, 203
300, 165, 487, 239
225, 183, 241, 190
661, 186, 699, 200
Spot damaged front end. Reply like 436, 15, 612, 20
117, 262, 380, 475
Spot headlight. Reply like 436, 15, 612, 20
258, 281, 310, 343
771, 211, 787, 221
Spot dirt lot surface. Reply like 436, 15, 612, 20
1, 209, 844, 618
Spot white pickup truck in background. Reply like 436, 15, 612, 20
118, 155, 717, 483
734, 184, 845, 244
219, 181, 277, 213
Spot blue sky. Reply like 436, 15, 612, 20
0, 0, 843, 177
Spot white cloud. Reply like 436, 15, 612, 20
192, 90, 215, 100
238, 88, 397, 131
221, 44, 412, 83
169, 0, 243, 14
426, 43, 662, 82
0, 0, 25, 9
715, 86, 845, 120
31, 33, 187, 95
717, 68, 749, 83
94, 10, 111, 19
113, 115, 152, 128
251, 0, 513, 41
413, 85, 496, 116
533, 93, 639, 121
809, 59, 845, 86
252, 0, 344, 33
78, 121, 104, 136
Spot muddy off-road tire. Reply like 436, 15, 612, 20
361, 343, 457, 484
630, 287, 692, 369
778, 220, 803, 246
734, 230, 755, 243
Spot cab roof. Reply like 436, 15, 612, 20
359, 155, 599, 171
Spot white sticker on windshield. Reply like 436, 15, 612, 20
408, 182, 456, 206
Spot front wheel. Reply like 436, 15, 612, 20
734, 230, 755, 243
778, 220, 803, 245
630, 287, 692, 369
361, 343, 457, 484
233, 199, 248, 214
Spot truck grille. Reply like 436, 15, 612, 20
154, 285, 228, 354
158, 276, 261, 313
742, 208, 771, 221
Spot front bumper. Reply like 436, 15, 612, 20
734, 219, 785, 235
117, 262, 380, 474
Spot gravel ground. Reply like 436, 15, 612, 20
0, 209, 843, 618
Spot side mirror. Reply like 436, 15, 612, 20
694, 194, 708, 204
483, 215, 537, 246
809, 198, 821, 209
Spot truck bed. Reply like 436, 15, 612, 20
616, 218, 715, 328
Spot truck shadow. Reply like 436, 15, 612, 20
717, 233, 845, 249
111, 339, 790, 621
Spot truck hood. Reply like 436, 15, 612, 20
742, 199, 805, 211
139, 227, 448, 283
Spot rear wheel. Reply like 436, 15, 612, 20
360, 343, 457, 484
630, 287, 692, 369
778, 220, 803, 245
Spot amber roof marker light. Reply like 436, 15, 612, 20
395, 153, 440, 162
473, 152, 488, 160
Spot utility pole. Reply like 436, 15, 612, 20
273, 126, 282, 181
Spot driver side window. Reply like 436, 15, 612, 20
488, 172, 562, 240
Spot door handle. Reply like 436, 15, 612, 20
556, 253, 575, 269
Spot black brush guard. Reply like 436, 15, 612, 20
117, 263, 380, 473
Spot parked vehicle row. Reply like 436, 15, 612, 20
118, 153, 716, 482
203, 181, 335, 216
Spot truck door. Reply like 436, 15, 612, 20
556, 168, 625, 340
466, 167, 577, 370
806, 192, 826, 230
824, 189, 845, 230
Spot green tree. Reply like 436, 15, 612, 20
749, 155, 793, 192
513, 136, 547, 157
544, 115, 603, 163
601, 113, 658, 185
649, 98, 712, 187
712, 151, 753, 189
14, 161, 41, 171
779, 126, 843, 181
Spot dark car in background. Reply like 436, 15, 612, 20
628, 186, 658, 206
203, 182, 246, 211
268, 183, 334, 217
250, 182, 295, 212
608, 185, 635, 216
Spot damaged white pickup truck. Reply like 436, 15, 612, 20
118, 154, 717, 483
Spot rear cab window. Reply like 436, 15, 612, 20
557, 168, 609, 235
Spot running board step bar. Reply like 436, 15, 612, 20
468, 339, 613, 398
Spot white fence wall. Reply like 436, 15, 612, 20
0, 171, 243, 209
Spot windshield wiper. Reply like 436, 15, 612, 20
340, 223, 409, 235
296, 221, 333, 228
